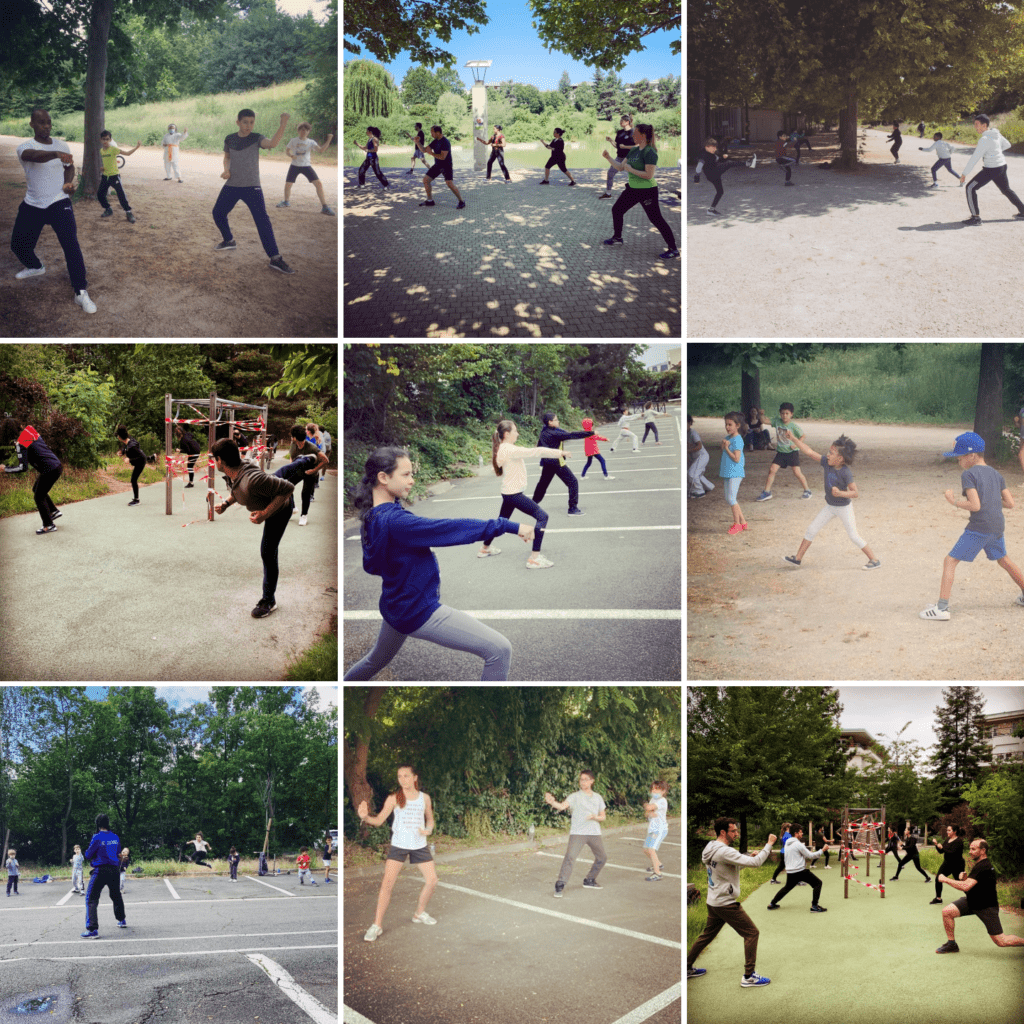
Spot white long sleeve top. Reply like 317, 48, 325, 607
495, 442, 564, 495
920, 140, 953, 160
701, 838, 773, 907
961, 129, 1012, 178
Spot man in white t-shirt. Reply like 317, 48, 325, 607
545, 769, 607, 897
162, 124, 189, 182
12, 108, 96, 314
277, 122, 334, 214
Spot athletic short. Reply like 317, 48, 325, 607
644, 831, 667, 851
425, 163, 454, 182
772, 450, 801, 468
286, 165, 319, 184
386, 844, 432, 864
952, 896, 1003, 935
949, 529, 1006, 562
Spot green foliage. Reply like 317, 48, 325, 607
42, 367, 118, 469
435, 91, 467, 127
961, 768, 1024, 875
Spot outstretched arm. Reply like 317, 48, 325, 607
781, 429, 820, 462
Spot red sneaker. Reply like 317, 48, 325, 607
727, 523, 743, 535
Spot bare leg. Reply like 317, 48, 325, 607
940, 555, 959, 601
793, 466, 810, 490
992, 932, 1024, 946
314, 179, 327, 205
422, 176, 432, 200
732, 501, 747, 526
862, 544, 877, 561
942, 903, 959, 941
763, 465, 779, 492
795, 538, 812, 561
415, 860, 438, 915
283, 182, 293, 201
996, 555, 1024, 591
374, 859, 404, 927
447, 180, 463, 202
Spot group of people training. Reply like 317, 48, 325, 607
353, 115, 678, 260
688, 816, 1024, 989
5, 419, 329, 619
11, 108, 335, 314
344, 404, 670, 680
356, 764, 670, 942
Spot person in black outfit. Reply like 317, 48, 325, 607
599, 114, 636, 199
886, 122, 902, 164
530, 412, 594, 516
4, 423, 63, 534
816, 827, 833, 869
770, 823, 792, 882
174, 423, 202, 487
116, 425, 148, 505
539, 129, 576, 186
930, 825, 965, 904
884, 828, 900, 863
891, 827, 930, 881
475, 124, 511, 182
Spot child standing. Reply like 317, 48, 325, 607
694, 137, 757, 214
642, 781, 669, 881
228, 846, 241, 882
71, 844, 84, 893
297, 847, 318, 885
886, 122, 902, 164
755, 403, 812, 501
919, 132, 961, 187
323, 834, 332, 884
545, 769, 607, 897
687, 414, 714, 497
721, 412, 748, 535
774, 131, 797, 186
98, 131, 140, 223
278, 122, 335, 214
640, 402, 669, 445
610, 408, 640, 452
780, 431, 880, 569
920, 431, 1024, 620
579, 417, 614, 481
6, 849, 19, 896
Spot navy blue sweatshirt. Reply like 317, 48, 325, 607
84, 830, 122, 868
361, 500, 522, 633
535, 425, 594, 467
5, 425, 61, 474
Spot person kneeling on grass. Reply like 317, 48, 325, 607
935, 837, 1024, 954
780, 429, 881, 570
920, 431, 1024, 620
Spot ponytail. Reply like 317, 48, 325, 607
353, 446, 409, 544
492, 420, 515, 476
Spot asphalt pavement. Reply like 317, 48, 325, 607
0, 462, 338, 681
0, 872, 338, 1024
342, 413, 682, 680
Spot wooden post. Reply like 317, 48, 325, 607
165, 393, 172, 515
843, 806, 849, 898
263, 817, 273, 855
880, 804, 886, 898
208, 391, 217, 522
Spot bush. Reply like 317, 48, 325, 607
961, 769, 1024, 875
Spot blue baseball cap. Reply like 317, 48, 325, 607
943, 431, 985, 457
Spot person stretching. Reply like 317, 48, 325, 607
539, 128, 576, 185
579, 417, 613, 481
930, 825, 966, 905
639, 401, 670, 445
920, 132, 961, 187
959, 113, 1024, 225
530, 412, 595, 517
115, 425, 147, 506
4, 422, 64, 533
766, 825, 827, 912
886, 122, 902, 164
186, 832, 215, 868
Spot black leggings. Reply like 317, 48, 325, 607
98, 174, 131, 211
894, 848, 928, 879
130, 461, 145, 500
487, 149, 510, 180
937, 861, 964, 899
33, 465, 62, 527
496, 490, 548, 552
358, 152, 389, 187
612, 186, 676, 248
531, 463, 580, 512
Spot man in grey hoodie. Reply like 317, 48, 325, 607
687, 817, 777, 988
959, 113, 1024, 225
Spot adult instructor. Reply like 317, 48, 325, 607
959, 113, 1024, 225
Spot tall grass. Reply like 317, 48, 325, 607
0, 80, 336, 163
687, 344, 984, 425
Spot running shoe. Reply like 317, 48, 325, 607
809, 904, 827, 912
582, 879, 602, 889
252, 598, 276, 618
15, 266, 45, 279
755, 490, 773, 501
935, 940, 959, 954
81, 930, 99, 939
101, 208, 113, 218
214, 239, 237, 250
412, 911, 436, 925
419, 200, 436, 206
567, 508, 586, 515
740, 973, 770, 987
603, 236, 624, 245
747, 154, 757, 168
276, 200, 291, 207
126, 212, 136, 223
269, 256, 295, 274
74, 291, 97, 314
962, 216, 981, 225
36, 525, 57, 535
364, 924, 383, 941
800, 490, 813, 498
784, 556, 802, 566
862, 559, 882, 570
659, 249, 680, 259
456, 201, 466, 209
688, 967, 706, 979
477, 547, 501, 557
526, 555, 554, 569
706, 207, 721, 214
920, 604, 950, 620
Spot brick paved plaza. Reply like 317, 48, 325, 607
343, 166, 681, 338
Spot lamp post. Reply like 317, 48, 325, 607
465, 60, 492, 171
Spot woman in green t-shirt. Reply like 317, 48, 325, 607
601, 123, 678, 260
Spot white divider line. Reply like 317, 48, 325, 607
619, 838, 682, 848
343, 1006, 378, 1024
8, 894, 330, 915
533, 851, 681, 879
432, 488, 681, 503
608, 982, 681, 1024
245, 875, 297, 896
0, 943, 337, 964
0, 930, 336, 949
246, 952, 338, 1024
430, 880, 681, 950
164, 877, 180, 900
55, 889, 77, 907
344, 609, 681, 621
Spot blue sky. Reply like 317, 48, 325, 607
344, 0, 682, 93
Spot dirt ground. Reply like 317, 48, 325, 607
687, 128, 1024, 338
0, 136, 337, 337
687, 418, 1024, 680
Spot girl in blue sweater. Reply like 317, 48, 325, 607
344, 447, 534, 680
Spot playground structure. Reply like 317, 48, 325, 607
842, 805, 886, 899
163, 392, 269, 521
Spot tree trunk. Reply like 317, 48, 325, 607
343, 687, 387, 818
838, 82, 859, 170
740, 367, 761, 418
973, 344, 1004, 453
82, 0, 116, 198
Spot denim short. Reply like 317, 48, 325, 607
949, 530, 1006, 562
644, 832, 667, 851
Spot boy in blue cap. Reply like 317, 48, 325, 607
82, 813, 127, 938
920, 431, 1024, 620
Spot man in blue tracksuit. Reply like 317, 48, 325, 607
82, 813, 126, 938
4, 423, 63, 533
531, 412, 595, 516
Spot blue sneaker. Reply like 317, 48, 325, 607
741, 973, 771, 987
117, 919, 127, 928
755, 490, 773, 501
81, 930, 99, 939
688, 967, 707, 979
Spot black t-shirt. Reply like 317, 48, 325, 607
429, 136, 453, 172
178, 429, 201, 456
549, 137, 565, 160
937, 836, 965, 871
121, 437, 146, 466
965, 858, 997, 912
615, 128, 634, 159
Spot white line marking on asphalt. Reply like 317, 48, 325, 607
0, 930, 337, 949
5, 894, 334, 916
344, 609, 681, 621
608, 982, 681, 1024
428, 880, 681, 950
343, 1006, 378, 1024
246, 952, 338, 1024
0, 943, 337, 963
56, 889, 77, 907
533, 852, 681, 879
431, 488, 681, 503
619, 838, 682, 847
246, 875, 298, 896
164, 877, 180, 899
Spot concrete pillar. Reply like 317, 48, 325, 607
471, 81, 487, 171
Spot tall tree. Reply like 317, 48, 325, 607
928, 687, 991, 810
973, 344, 1004, 454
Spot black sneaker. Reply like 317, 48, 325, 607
567, 508, 586, 515
554, 883, 564, 898
252, 598, 276, 618
582, 879, 602, 889
215, 239, 237, 250
935, 940, 959, 954
128, 499, 140, 506
270, 256, 295, 274
36, 525, 57, 535
419, 200, 436, 206
962, 216, 982, 225
51, 511, 63, 520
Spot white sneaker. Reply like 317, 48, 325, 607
604, 476, 616, 480
364, 924, 383, 941
477, 546, 501, 558
75, 291, 97, 314
299, 515, 307, 525
920, 604, 950, 620
412, 911, 436, 925
16, 266, 46, 279
526, 554, 554, 569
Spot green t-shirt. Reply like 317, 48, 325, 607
771, 417, 804, 453
626, 145, 657, 189
100, 145, 123, 177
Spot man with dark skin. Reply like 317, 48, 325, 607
12, 108, 96, 313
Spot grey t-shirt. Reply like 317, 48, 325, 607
962, 464, 1005, 535
566, 790, 605, 836
224, 133, 265, 187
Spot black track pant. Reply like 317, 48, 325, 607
965, 165, 1024, 217
33, 465, 62, 527
893, 848, 928, 879
611, 186, 676, 248
98, 174, 131, 212
531, 462, 580, 512
769, 868, 822, 906
86, 864, 125, 931
130, 460, 145, 500
486, 150, 510, 180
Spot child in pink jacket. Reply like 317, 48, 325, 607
580, 418, 615, 480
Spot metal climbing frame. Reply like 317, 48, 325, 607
842, 805, 886, 898
164, 391, 268, 519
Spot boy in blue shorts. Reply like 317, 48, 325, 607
756, 402, 812, 501
920, 431, 1024, 620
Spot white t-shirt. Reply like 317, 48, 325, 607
287, 138, 319, 167
16, 138, 72, 209
647, 795, 669, 834
566, 790, 605, 836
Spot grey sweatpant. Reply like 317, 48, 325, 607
557, 835, 607, 885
